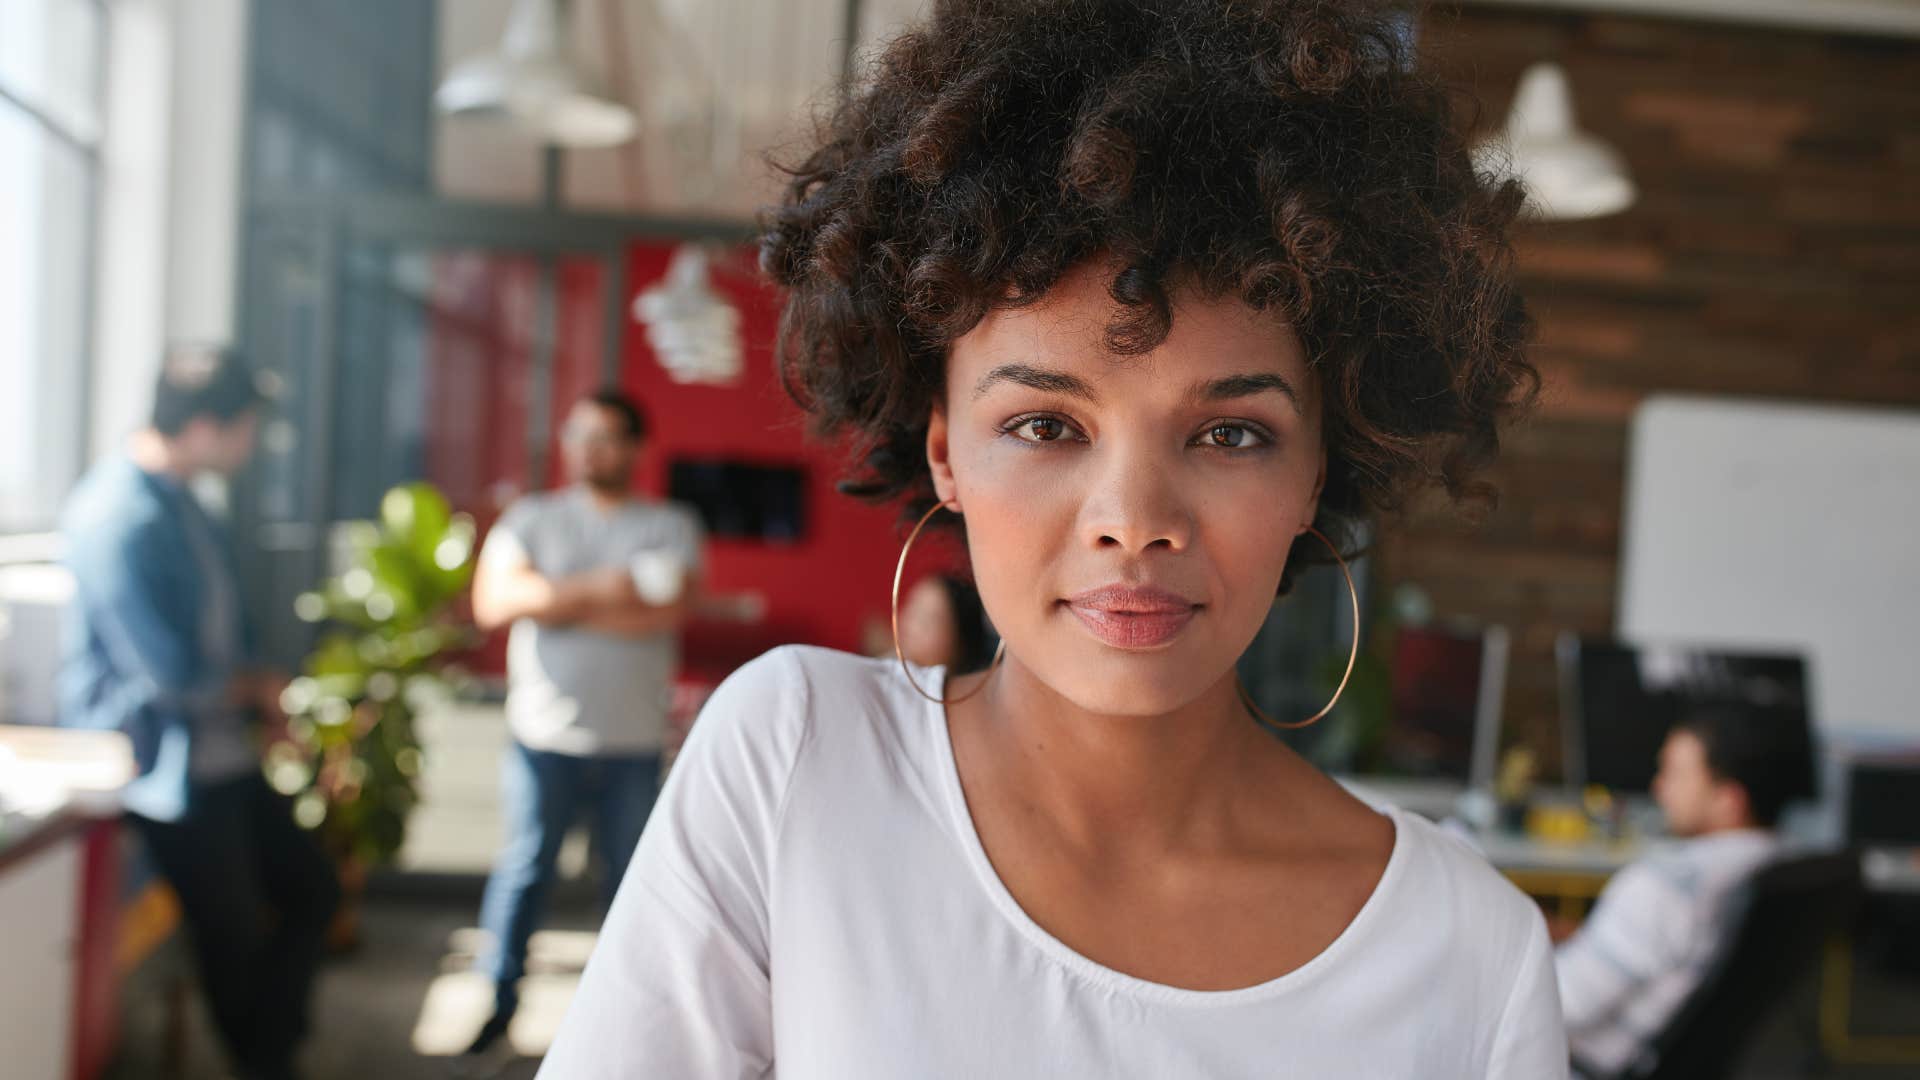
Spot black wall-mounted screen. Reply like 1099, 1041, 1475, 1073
668, 459, 807, 543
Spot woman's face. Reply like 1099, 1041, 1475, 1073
928, 262, 1326, 717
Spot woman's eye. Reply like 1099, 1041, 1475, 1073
1010, 416, 1072, 443
1201, 423, 1264, 449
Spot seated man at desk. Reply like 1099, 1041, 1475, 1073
1555, 708, 1808, 1077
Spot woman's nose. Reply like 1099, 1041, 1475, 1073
1076, 438, 1194, 556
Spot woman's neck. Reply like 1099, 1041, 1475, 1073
949, 654, 1281, 859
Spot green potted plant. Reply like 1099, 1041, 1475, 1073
264, 482, 478, 946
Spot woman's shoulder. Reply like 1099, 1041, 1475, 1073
708, 644, 919, 714
1381, 808, 1550, 955
1382, 811, 1564, 1067
691, 645, 932, 766
680, 646, 946, 835
1390, 810, 1534, 901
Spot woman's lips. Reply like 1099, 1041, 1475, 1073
1061, 585, 1200, 650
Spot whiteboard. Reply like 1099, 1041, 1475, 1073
1620, 395, 1920, 743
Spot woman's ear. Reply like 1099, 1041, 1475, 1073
926, 403, 958, 508
1299, 443, 1328, 534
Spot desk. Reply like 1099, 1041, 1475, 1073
1337, 774, 1645, 913
1474, 830, 1920, 898
1863, 848, 1920, 895
0, 727, 134, 1080
1476, 830, 1643, 877
1335, 775, 1467, 823
1475, 831, 1641, 919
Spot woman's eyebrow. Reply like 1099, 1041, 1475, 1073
1191, 372, 1301, 415
972, 362, 1099, 401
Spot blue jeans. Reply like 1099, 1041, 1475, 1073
476, 741, 661, 1016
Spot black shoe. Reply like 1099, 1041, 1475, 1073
454, 1011, 516, 1077
463, 1010, 512, 1057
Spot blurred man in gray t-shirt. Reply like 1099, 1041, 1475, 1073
464, 387, 704, 1057
488, 480, 701, 758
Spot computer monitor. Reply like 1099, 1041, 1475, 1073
1316, 623, 1509, 821
1846, 757, 1920, 847
1558, 636, 1818, 799
1377, 623, 1510, 791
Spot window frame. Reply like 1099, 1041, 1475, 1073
0, 0, 107, 538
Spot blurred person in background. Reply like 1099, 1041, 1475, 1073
59, 345, 340, 1080
889, 572, 997, 674
1555, 708, 1810, 1078
464, 387, 705, 1060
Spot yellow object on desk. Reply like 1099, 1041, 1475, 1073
1525, 801, 1593, 845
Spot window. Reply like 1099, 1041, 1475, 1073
0, 0, 103, 533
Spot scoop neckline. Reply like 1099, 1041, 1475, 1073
920, 662, 1408, 1009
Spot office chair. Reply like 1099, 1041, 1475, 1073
1608, 851, 1864, 1080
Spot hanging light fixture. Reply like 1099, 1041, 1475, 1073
634, 246, 743, 386
1474, 62, 1635, 222
437, 0, 638, 149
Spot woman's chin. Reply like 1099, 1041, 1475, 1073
1029, 645, 1235, 720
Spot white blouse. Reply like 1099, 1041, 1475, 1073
539, 646, 1569, 1079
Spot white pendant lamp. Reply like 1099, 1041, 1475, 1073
437, 0, 638, 149
1474, 62, 1635, 222
635, 246, 744, 386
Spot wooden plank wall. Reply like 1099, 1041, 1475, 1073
1391, 7, 1920, 773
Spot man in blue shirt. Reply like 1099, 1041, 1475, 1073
60, 345, 338, 1080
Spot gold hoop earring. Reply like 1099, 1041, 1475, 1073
1239, 526, 1359, 732
892, 501, 1005, 705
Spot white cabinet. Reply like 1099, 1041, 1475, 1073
0, 831, 81, 1080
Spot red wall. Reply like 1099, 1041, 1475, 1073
421, 252, 538, 514
615, 242, 904, 679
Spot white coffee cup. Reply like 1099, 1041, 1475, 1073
630, 551, 687, 605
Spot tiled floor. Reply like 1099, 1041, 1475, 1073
110, 888, 598, 1080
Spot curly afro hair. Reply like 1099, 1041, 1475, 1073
761, 0, 1536, 585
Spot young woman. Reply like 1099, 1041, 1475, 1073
540, 2, 1563, 1076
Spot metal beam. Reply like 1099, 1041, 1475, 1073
246, 190, 758, 251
